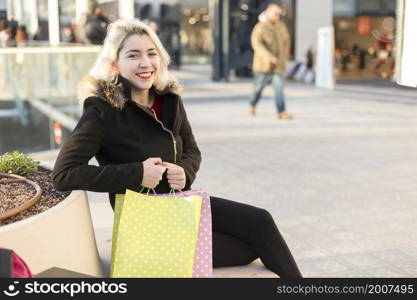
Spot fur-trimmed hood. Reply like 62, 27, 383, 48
77, 75, 182, 111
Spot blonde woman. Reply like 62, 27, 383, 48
52, 19, 302, 278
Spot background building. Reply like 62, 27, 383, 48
211, 0, 397, 81
333, 0, 397, 79
0, 0, 398, 80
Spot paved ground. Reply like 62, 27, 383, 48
34, 64, 417, 277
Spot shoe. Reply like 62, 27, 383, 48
249, 106, 256, 116
279, 112, 293, 120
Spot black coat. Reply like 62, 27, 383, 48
52, 77, 201, 209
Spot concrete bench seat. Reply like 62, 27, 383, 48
213, 259, 277, 278
36, 259, 277, 278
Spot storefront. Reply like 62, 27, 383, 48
333, 0, 397, 79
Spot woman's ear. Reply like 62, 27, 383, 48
111, 62, 119, 74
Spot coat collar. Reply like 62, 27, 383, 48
79, 75, 180, 111
264, 20, 285, 30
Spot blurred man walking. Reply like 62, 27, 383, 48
249, 3, 293, 120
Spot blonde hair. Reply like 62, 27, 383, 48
88, 19, 180, 93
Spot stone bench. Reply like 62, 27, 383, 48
213, 259, 277, 278
36, 259, 276, 278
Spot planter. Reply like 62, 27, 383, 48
0, 173, 42, 220
0, 164, 104, 277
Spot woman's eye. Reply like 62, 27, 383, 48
149, 52, 157, 56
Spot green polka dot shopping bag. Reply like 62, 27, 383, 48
110, 189, 203, 278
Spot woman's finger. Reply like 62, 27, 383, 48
167, 168, 182, 175
167, 173, 185, 180
167, 176, 185, 182
169, 183, 184, 189
166, 171, 177, 177
168, 178, 184, 184
167, 176, 184, 182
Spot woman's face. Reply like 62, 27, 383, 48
115, 34, 160, 91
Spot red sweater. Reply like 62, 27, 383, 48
151, 95, 164, 121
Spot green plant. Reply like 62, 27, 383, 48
0, 151, 40, 176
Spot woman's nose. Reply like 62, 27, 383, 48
138, 57, 151, 68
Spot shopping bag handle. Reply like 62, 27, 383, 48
169, 188, 186, 197
138, 187, 185, 197
139, 187, 157, 195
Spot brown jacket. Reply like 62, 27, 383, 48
251, 20, 290, 74
52, 76, 201, 209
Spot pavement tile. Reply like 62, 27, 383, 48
365, 265, 410, 278
331, 269, 374, 278
367, 249, 414, 264
328, 253, 384, 269
300, 257, 356, 276
391, 260, 417, 277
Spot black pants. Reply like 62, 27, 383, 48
211, 196, 302, 278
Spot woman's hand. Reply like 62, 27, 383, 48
141, 157, 167, 188
163, 162, 186, 190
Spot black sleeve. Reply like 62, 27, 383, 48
176, 99, 201, 189
52, 98, 143, 193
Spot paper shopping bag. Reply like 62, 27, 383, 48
110, 189, 202, 278
181, 190, 213, 277
160, 190, 213, 277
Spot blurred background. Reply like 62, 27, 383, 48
0, 0, 410, 154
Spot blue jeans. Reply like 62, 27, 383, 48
250, 73, 286, 113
